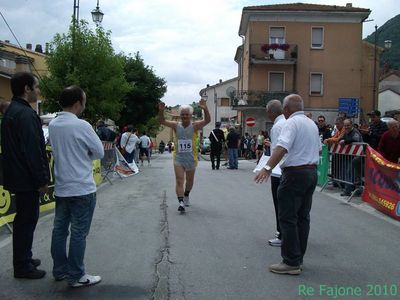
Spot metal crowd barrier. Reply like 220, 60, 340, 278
101, 142, 123, 184
321, 142, 367, 202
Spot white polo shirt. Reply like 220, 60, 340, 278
49, 112, 104, 197
277, 111, 320, 169
270, 114, 286, 151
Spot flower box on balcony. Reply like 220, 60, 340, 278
261, 43, 290, 60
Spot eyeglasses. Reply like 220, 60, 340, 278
318, 119, 324, 122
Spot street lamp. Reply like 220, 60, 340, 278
372, 25, 392, 110
91, 0, 104, 25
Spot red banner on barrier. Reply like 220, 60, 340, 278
362, 146, 400, 221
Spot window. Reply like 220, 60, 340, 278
311, 27, 324, 48
269, 72, 285, 92
220, 117, 229, 123
269, 27, 285, 44
220, 98, 230, 107
310, 73, 323, 95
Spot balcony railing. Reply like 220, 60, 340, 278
231, 91, 291, 108
250, 43, 298, 63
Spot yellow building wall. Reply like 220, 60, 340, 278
245, 21, 364, 109
0, 42, 48, 103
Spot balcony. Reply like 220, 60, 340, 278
231, 91, 291, 109
250, 43, 297, 65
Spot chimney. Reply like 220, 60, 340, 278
206, 84, 210, 88
45, 43, 49, 54
219, 79, 222, 83
26, 43, 32, 50
5, 40, 10, 43
346, 3, 352, 7
35, 44, 43, 53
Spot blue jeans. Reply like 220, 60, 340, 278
51, 193, 96, 283
228, 148, 238, 169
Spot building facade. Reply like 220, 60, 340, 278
199, 77, 238, 137
234, 3, 375, 133
0, 41, 47, 113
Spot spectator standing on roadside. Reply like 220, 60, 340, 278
255, 94, 320, 275
323, 117, 345, 146
1, 72, 49, 279
317, 115, 331, 141
265, 100, 285, 247
359, 110, 388, 149
378, 120, 400, 163
256, 130, 265, 163
120, 126, 140, 163
49, 86, 104, 288
139, 131, 151, 166
209, 122, 225, 170
338, 119, 363, 197
226, 127, 241, 169
96, 120, 116, 142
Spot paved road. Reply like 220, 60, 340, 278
1, 153, 399, 300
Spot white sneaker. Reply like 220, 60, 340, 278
268, 238, 282, 247
183, 196, 190, 207
70, 274, 101, 288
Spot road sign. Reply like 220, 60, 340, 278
338, 98, 359, 117
245, 117, 256, 127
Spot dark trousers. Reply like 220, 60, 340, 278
210, 147, 222, 169
13, 191, 40, 272
271, 176, 281, 239
278, 168, 317, 266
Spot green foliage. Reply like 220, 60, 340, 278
365, 14, 400, 70
191, 101, 202, 118
40, 20, 131, 123
118, 53, 167, 127
136, 116, 161, 137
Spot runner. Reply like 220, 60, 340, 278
158, 99, 210, 212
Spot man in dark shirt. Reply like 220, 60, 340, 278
378, 120, 400, 163
339, 119, 363, 196
1, 72, 49, 279
96, 120, 116, 142
360, 110, 388, 149
317, 115, 331, 141
208, 122, 225, 170
226, 127, 240, 169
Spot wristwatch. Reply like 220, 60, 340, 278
263, 165, 272, 172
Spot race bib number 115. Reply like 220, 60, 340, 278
178, 139, 192, 153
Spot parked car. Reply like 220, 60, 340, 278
200, 137, 211, 154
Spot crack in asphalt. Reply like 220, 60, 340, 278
152, 190, 172, 300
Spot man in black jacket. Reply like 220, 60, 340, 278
208, 122, 225, 170
1, 72, 49, 279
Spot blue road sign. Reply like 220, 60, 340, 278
338, 98, 359, 117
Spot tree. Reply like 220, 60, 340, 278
191, 102, 202, 118
118, 53, 167, 127
40, 20, 131, 123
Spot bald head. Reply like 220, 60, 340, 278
283, 94, 304, 118
387, 120, 399, 137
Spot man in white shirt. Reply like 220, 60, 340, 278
139, 131, 151, 166
255, 94, 320, 275
120, 126, 140, 163
265, 100, 286, 247
49, 86, 104, 288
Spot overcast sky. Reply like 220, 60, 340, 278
0, 0, 397, 106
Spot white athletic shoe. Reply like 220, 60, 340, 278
183, 196, 190, 207
70, 274, 101, 288
268, 238, 282, 247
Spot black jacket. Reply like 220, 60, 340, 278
1, 97, 49, 192
209, 128, 225, 150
